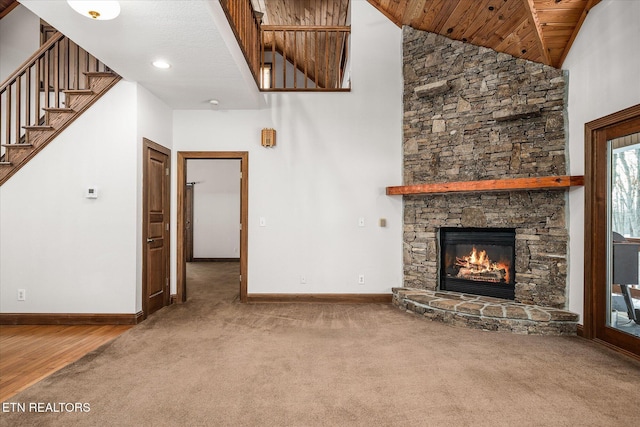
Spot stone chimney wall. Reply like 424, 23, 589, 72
402, 28, 570, 309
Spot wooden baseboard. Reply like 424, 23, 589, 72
0, 311, 144, 325
576, 324, 584, 337
592, 338, 640, 362
246, 293, 392, 304
190, 258, 240, 262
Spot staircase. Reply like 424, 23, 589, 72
0, 32, 121, 186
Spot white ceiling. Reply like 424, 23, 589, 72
20, 0, 265, 110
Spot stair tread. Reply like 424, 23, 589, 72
2, 144, 34, 148
0, 162, 12, 166
63, 89, 94, 95
23, 125, 54, 130
43, 107, 74, 112
83, 71, 117, 77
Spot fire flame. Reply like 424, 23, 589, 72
455, 247, 510, 283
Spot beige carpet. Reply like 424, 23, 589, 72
1, 262, 639, 427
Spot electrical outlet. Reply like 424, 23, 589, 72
17, 289, 26, 301
358, 217, 365, 227
358, 274, 365, 285
300, 275, 307, 284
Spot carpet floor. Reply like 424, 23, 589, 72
1, 262, 639, 427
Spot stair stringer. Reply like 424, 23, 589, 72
0, 72, 122, 186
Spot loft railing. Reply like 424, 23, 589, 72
0, 31, 111, 151
220, 0, 262, 86
219, 1, 350, 91
261, 25, 350, 91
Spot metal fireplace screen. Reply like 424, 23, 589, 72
440, 227, 516, 300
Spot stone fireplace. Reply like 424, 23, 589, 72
391, 28, 579, 334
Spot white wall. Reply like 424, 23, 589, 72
187, 159, 241, 258
563, 0, 640, 321
0, 4, 40, 81
0, 82, 139, 313
0, 81, 172, 314
171, 0, 403, 294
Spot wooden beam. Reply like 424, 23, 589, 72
386, 175, 584, 196
522, 0, 553, 66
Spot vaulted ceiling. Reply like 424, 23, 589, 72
255, 0, 601, 68
366, 0, 601, 68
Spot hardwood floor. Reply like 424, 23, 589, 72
0, 324, 131, 402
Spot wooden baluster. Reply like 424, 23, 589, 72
271, 30, 275, 89
260, 29, 264, 89
54, 41, 60, 108
16, 75, 21, 141
44, 50, 50, 109
25, 67, 31, 129
63, 37, 69, 90
304, 31, 308, 89
283, 30, 287, 89
325, 30, 329, 89
315, 30, 319, 88
293, 31, 298, 89
35, 57, 41, 123
335, 30, 341, 88
74, 41, 80, 90
4, 88, 11, 146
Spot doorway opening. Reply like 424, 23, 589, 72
177, 152, 248, 303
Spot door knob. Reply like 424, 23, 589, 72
147, 238, 155, 243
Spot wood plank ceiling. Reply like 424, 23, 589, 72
366, 0, 602, 68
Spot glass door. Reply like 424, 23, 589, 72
585, 106, 640, 358
607, 134, 640, 339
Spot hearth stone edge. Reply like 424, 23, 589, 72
393, 287, 578, 335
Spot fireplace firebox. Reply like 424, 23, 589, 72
439, 228, 516, 300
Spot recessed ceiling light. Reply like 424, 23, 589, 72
209, 99, 219, 105
67, 0, 121, 21
152, 60, 171, 69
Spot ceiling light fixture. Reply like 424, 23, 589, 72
67, 0, 121, 21
152, 60, 171, 69
209, 99, 219, 106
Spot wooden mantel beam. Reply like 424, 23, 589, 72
386, 175, 584, 196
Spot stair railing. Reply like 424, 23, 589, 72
1, 31, 111, 153
219, 0, 351, 92
220, 0, 262, 87
261, 25, 350, 91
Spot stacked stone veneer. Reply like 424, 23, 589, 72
402, 28, 570, 309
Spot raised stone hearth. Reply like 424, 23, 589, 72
393, 288, 578, 335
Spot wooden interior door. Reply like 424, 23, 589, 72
143, 139, 171, 318
185, 184, 194, 262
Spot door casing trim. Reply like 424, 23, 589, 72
176, 151, 249, 303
